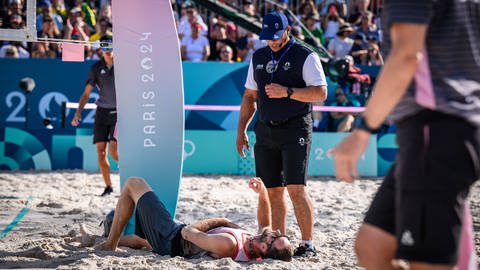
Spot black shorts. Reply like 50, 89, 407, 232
135, 191, 185, 256
364, 110, 480, 264
93, 107, 117, 144
254, 113, 312, 188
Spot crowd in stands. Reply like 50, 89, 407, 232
0, 0, 112, 59
0, 0, 385, 132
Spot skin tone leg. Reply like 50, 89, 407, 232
355, 223, 397, 270
96, 141, 111, 187
267, 187, 287, 234
287, 184, 314, 241
97, 177, 152, 251
109, 140, 118, 162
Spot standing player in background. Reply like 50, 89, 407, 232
236, 11, 327, 257
72, 34, 118, 197
333, 1, 480, 269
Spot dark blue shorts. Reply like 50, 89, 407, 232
254, 113, 312, 188
135, 191, 185, 256
364, 110, 480, 264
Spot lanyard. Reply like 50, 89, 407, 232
270, 39, 295, 83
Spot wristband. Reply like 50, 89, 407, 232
353, 114, 379, 134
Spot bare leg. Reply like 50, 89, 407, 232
96, 142, 111, 187
97, 177, 152, 251
109, 140, 118, 162
355, 223, 397, 270
287, 184, 314, 241
267, 187, 287, 234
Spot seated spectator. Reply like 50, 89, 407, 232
347, 0, 370, 25
0, 41, 29, 58
51, 0, 68, 21
363, 43, 383, 66
235, 31, 264, 62
349, 32, 367, 64
209, 22, 238, 61
219, 45, 234, 63
328, 88, 360, 132
355, 11, 381, 44
36, 0, 64, 32
37, 14, 60, 38
31, 42, 56, 58
297, 1, 317, 21
225, 22, 238, 43
2, 45, 19, 58
71, 0, 96, 32
241, 0, 260, 19
98, 3, 112, 22
90, 16, 112, 42
181, 22, 210, 62
178, 6, 207, 40
64, 7, 90, 41
319, 0, 347, 17
328, 23, 354, 59
302, 13, 325, 47
8, 13, 23, 30
4, 0, 25, 29
322, 5, 344, 44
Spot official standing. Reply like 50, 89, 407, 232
333, 1, 480, 269
72, 34, 118, 197
236, 11, 327, 257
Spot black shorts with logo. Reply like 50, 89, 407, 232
93, 107, 117, 143
364, 110, 480, 264
254, 113, 312, 188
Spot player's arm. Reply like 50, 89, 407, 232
181, 226, 237, 258
248, 177, 272, 233
237, 59, 258, 157
264, 53, 327, 102
190, 218, 242, 232
361, 22, 427, 129
71, 84, 94, 126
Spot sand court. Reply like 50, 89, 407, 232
1, 171, 479, 269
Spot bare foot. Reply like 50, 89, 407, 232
79, 223, 97, 247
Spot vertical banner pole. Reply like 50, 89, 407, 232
112, 0, 184, 234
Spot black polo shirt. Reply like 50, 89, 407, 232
245, 38, 327, 121
86, 59, 117, 109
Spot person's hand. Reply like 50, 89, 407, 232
236, 131, 249, 158
71, 112, 81, 126
248, 177, 266, 194
265, 83, 288, 99
331, 129, 371, 182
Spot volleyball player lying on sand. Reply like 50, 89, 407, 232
81, 177, 294, 261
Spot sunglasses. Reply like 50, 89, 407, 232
102, 47, 113, 52
221, 50, 231, 54
266, 233, 289, 251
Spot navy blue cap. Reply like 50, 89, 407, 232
259, 11, 289, 40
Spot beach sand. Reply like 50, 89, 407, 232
1, 171, 479, 269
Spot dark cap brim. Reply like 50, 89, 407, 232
259, 29, 285, 40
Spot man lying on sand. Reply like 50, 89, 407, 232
81, 177, 293, 261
